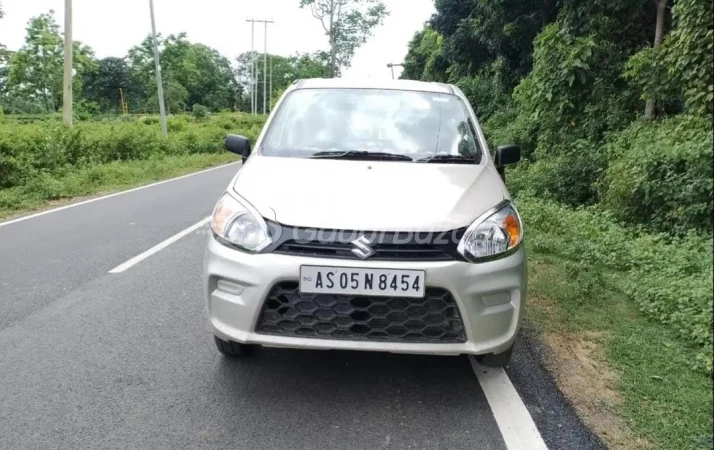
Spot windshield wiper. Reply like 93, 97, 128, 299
310, 150, 413, 161
416, 154, 477, 164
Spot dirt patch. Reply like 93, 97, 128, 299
541, 331, 651, 450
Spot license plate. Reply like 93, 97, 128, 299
300, 266, 426, 298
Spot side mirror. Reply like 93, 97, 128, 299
225, 134, 251, 158
494, 144, 521, 166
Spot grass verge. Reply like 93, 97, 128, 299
0, 153, 239, 220
518, 196, 713, 450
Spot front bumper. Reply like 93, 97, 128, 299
203, 235, 526, 356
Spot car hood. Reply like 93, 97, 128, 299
232, 156, 506, 231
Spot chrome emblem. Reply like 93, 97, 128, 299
351, 236, 376, 260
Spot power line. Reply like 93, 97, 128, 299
246, 18, 273, 115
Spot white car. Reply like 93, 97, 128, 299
204, 78, 525, 367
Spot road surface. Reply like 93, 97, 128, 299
0, 162, 605, 450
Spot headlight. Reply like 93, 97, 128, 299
211, 193, 271, 252
458, 201, 523, 262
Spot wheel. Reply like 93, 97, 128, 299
213, 336, 258, 357
476, 342, 515, 368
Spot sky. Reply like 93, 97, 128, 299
0, 0, 435, 80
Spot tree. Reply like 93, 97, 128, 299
299, 0, 388, 76
83, 57, 135, 112
127, 34, 157, 106
128, 33, 239, 112
7, 11, 97, 112
401, 25, 448, 82
644, 0, 669, 119
236, 51, 331, 112
159, 34, 239, 111
430, 0, 560, 87
7, 12, 63, 112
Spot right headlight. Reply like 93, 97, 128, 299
457, 201, 523, 262
210, 192, 271, 252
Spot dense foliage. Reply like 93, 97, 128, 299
520, 194, 713, 374
0, 10, 332, 115
402, 0, 713, 372
0, 113, 265, 195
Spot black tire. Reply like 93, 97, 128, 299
476, 342, 515, 368
213, 336, 257, 357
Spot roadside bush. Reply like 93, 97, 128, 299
482, 105, 537, 159
457, 59, 511, 122
504, 140, 607, 206
192, 103, 211, 121
0, 113, 266, 191
517, 193, 713, 373
600, 115, 713, 234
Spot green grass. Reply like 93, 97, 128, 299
0, 153, 239, 220
520, 196, 713, 450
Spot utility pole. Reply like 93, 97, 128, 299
387, 63, 403, 80
63, 0, 73, 126
249, 19, 255, 115
269, 55, 273, 111
263, 22, 268, 115
149, 0, 168, 136
246, 18, 274, 115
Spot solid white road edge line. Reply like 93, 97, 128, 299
469, 356, 549, 450
109, 217, 211, 274
0, 162, 240, 229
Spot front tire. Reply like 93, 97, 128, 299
476, 342, 515, 368
213, 336, 257, 357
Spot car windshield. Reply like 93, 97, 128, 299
261, 88, 483, 163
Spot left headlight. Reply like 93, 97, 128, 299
458, 201, 523, 262
211, 193, 271, 252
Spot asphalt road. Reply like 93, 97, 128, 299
0, 163, 605, 450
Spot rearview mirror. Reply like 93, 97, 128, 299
225, 134, 251, 158
495, 145, 521, 166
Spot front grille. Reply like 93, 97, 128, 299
275, 241, 453, 261
265, 223, 467, 262
256, 282, 466, 343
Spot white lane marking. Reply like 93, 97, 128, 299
0, 162, 240, 229
469, 356, 549, 450
108, 217, 210, 274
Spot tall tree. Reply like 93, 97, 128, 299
299, 0, 388, 76
401, 25, 448, 82
644, 0, 669, 119
159, 34, 239, 111
128, 33, 239, 112
430, 0, 560, 86
83, 57, 135, 112
7, 12, 63, 112
7, 11, 96, 112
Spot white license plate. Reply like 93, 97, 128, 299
300, 266, 426, 298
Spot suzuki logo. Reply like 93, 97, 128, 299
351, 236, 376, 260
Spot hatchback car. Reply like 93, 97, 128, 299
204, 78, 524, 366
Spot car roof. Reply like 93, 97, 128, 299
294, 78, 455, 94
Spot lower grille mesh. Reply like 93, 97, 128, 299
256, 282, 466, 343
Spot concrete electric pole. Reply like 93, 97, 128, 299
249, 19, 255, 115
149, 0, 168, 136
263, 22, 268, 115
387, 63, 404, 80
63, 0, 73, 126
